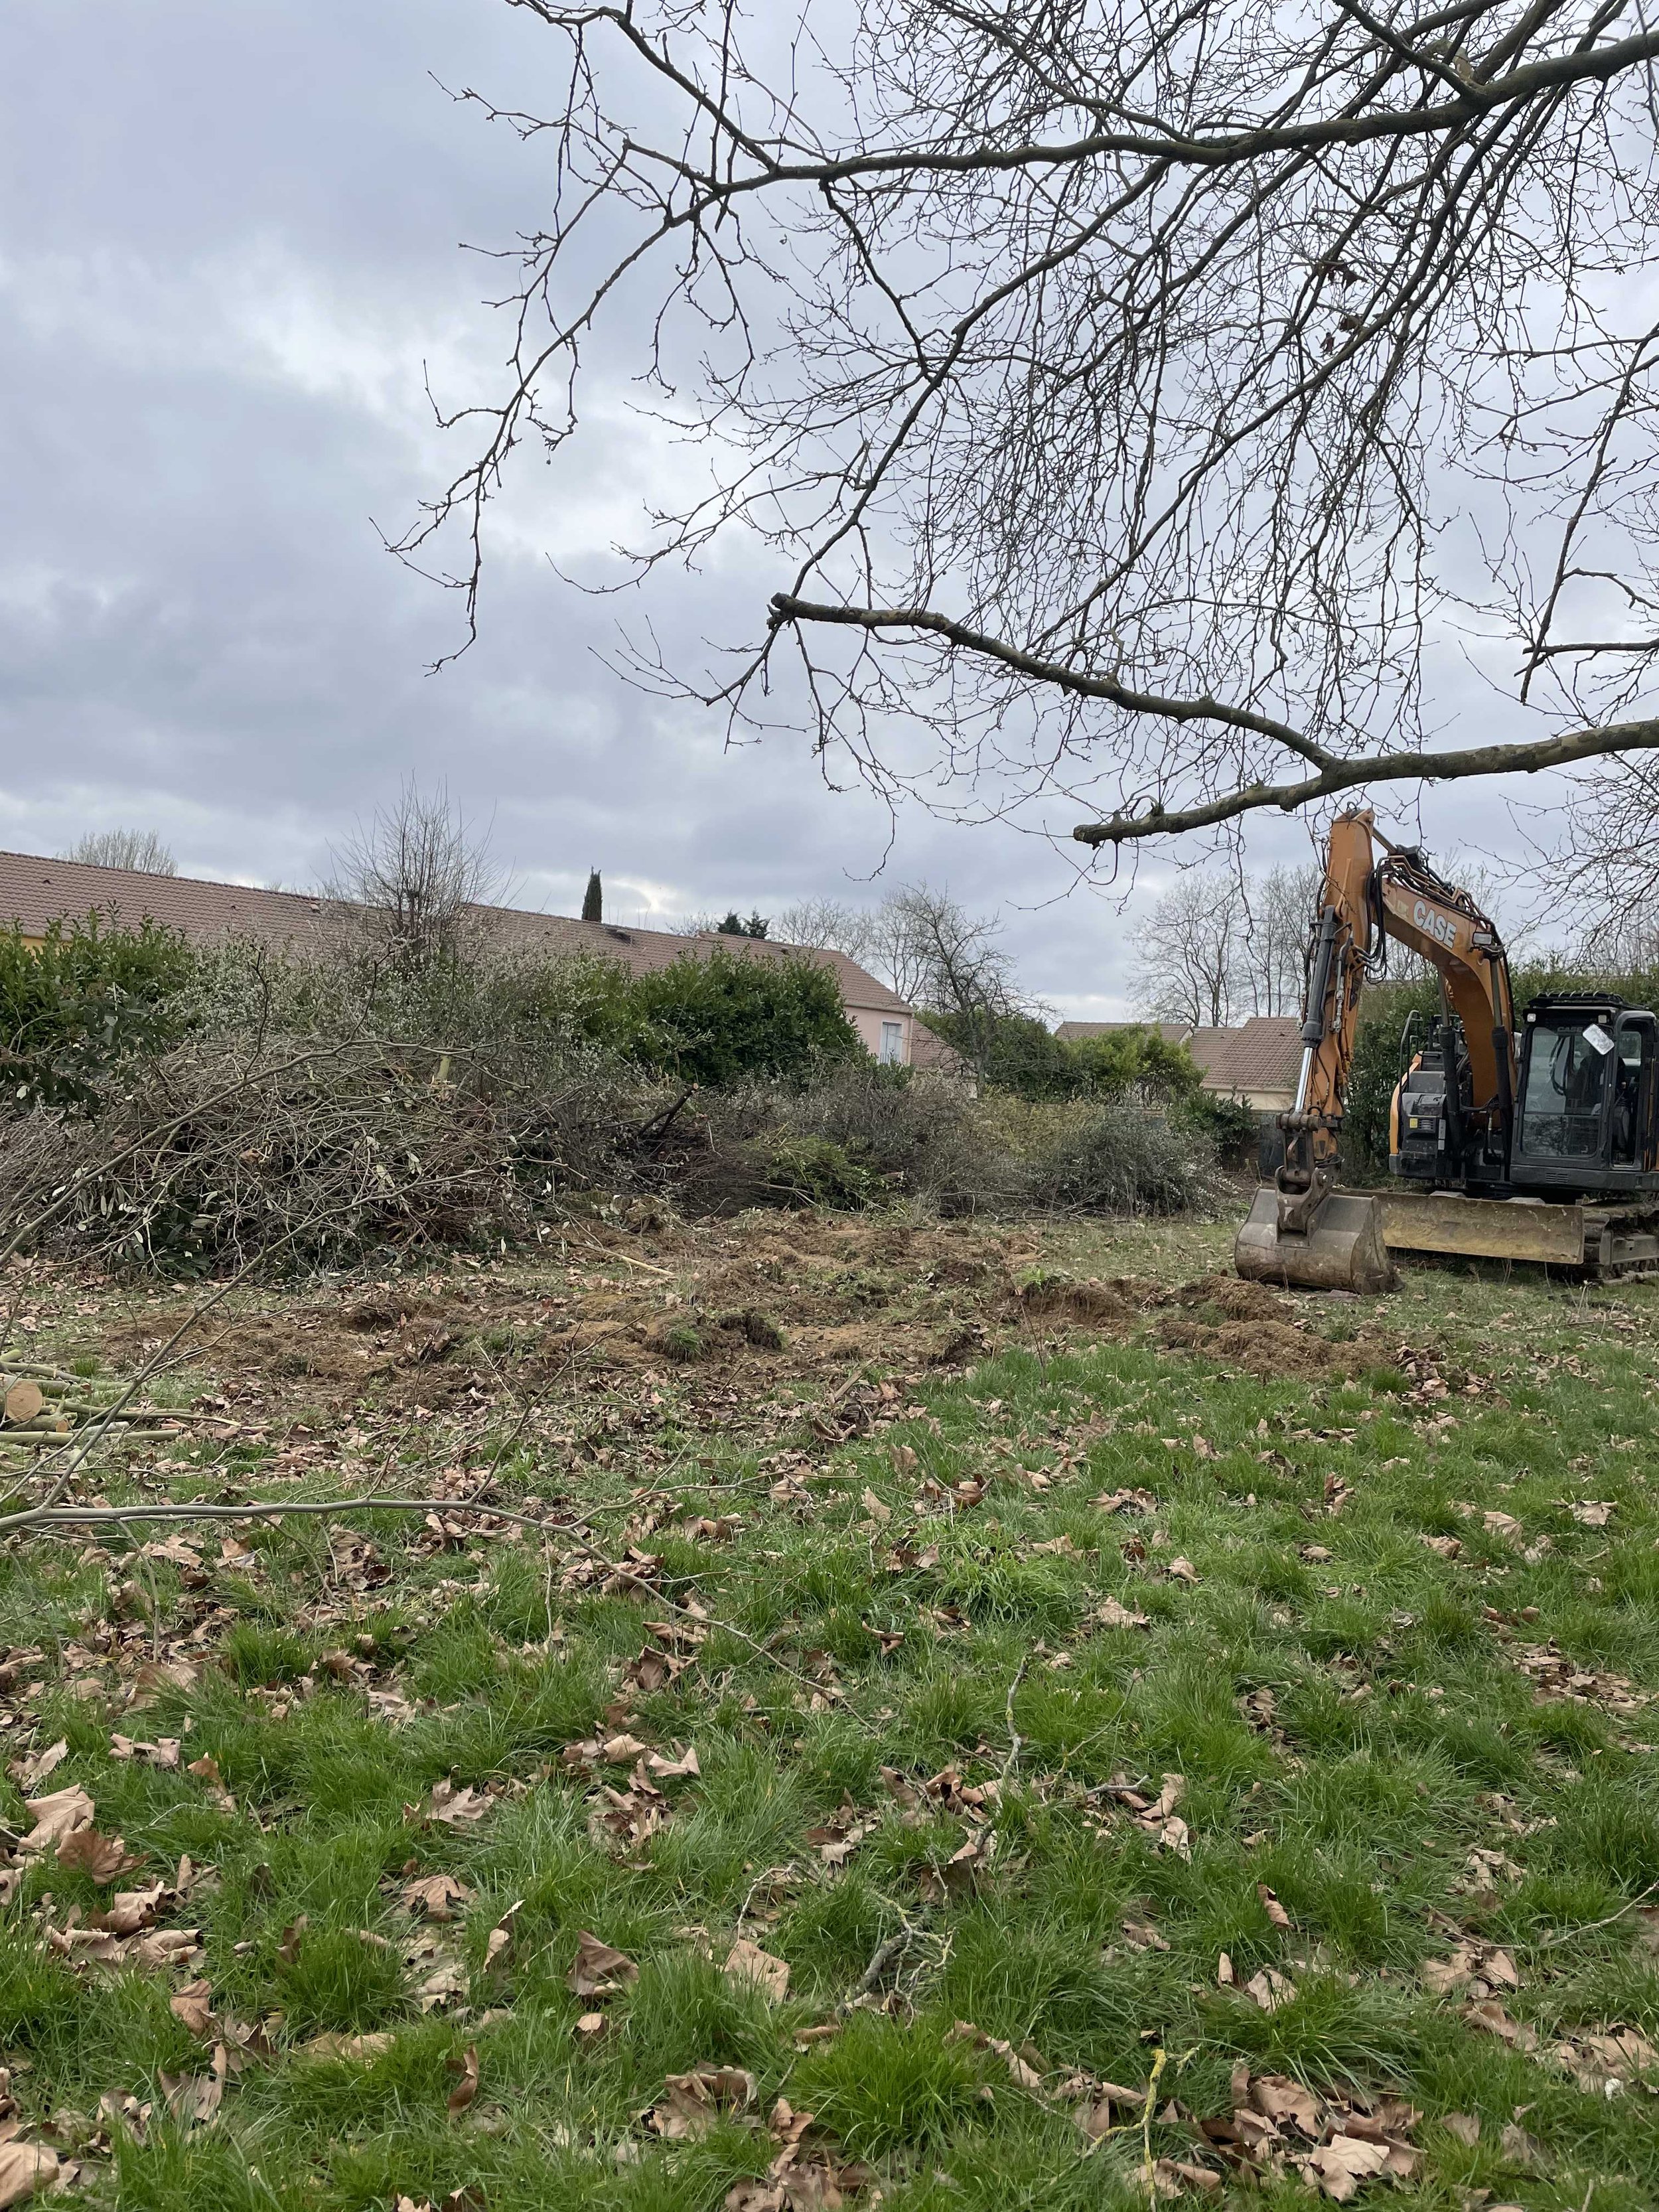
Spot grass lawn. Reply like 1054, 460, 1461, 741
1, 1213, 1658, 2209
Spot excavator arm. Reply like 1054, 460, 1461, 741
1238, 808, 1517, 1290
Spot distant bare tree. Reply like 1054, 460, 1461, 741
1242, 865, 1321, 1018
65, 829, 176, 876
404, 1, 1659, 862
326, 784, 502, 966
1133, 875, 1240, 1029
774, 898, 875, 960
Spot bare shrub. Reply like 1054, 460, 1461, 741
990, 1096, 1229, 1218
0, 1037, 662, 1273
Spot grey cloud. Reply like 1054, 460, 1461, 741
0, 0, 1565, 1019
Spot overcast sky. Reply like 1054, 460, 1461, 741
0, 0, 1565, 1019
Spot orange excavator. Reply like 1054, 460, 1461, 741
1236, 810, 1659, 1288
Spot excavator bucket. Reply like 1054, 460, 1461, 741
1234, 1186, 1396, 1293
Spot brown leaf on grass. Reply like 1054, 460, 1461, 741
574, 2011, 608, 2042
20, 1783, 94, 1854
645, 1744, 701, 1781
56, 1828, 143, 1883
1550, 2024, 1659, 2091
1149, 2158, 1221, 2197
170, 1979, 215, 2036
1301, 2133, 1390, 2201
1463, 2000, 1537, 2051
401, 1873, 474, 1921
1482, 1511, 1524, 1544
109, 1735, 180, 1769
413, 1958, 469, 2013
0, 2141, 59, 2207
1118, 1916, 1170, 1953
419, 1779, 490, 1827
9, 1739, 66, 1792
860, 1489, 891, 1524
445, 2045, 480, 2114
1250, 2075, 1321, 2134
1092, 1597, 1151, 1631
1257, 1884, 1291, 1929
1566, 1500, 1614, 1526
185, 1754, 236, 1811
920, 1829, 994, 1901
648, 2065, 757, 2141
91, 1880, 168, 1937
1420, 1534, 1463, 1559
305, 2031, 396, 2061
275, 1917, 307, 1966
723, 1938, 790, 2002
1440, 2111, 1480, 2145
160, 2043, 227, 2127
484, 1903, 520, 1971
1244, 1968, 1298, 2013
946, 2019, 1047, 2094
1165, 1556, 1200, 1584
567, 1931, 639, 1998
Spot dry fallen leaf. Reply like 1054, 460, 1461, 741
723, 1938, 790, 2002
484, 1903, 521, 1971
1257, 1884, 1291, 1929
402, 1873, 474, 1921
645, 1744, 701, 1781
1302, 2132, 1390, 2202
1440, 2112, 1480, 2146
861, 1488, 892, 1523
56, 1828, 143, 1883
11, 1739, 66, 1793
567, 1931, 639, 1998
20, 1783, 94, 1854
0, 2141, 58, 2208
160, 2044, 227, 2128
445, 2045, 480, 2115
648, 2065, 757, 2141
1093, 1596, 1151, 1631
305, 2031, 396, 2061
1244, 1967, 1298, 2013
170, 1979, 216, 2037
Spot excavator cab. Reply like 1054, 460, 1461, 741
1510, 995, 1659, 1192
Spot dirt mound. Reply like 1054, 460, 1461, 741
1154, 1313, 1358, 1379
1017, 1276, 1145, 1326
1164, 1273, 1293, 1322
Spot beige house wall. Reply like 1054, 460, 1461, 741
847, 1005, 912, 1065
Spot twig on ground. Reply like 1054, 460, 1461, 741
1526, 1878, 1659, 1950
1001, 1653, 1030, 1781
841, 1922, 922, 2011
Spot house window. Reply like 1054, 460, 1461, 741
879, 1021, 903, 1065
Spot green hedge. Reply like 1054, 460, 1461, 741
0, 914, 196, 1113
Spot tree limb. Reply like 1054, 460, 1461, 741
1073, 713, 1659, 844
769, 596, 1335, 766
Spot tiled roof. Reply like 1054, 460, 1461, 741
1054, 1019, 1191, 1045
0, 849, 911, 1015
476, 911, 912, 1015
1185, 1015, 1303, 1095
0, 849, 340, 944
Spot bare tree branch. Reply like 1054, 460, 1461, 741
400, 1, 1659, 851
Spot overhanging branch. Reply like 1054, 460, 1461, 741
1072, 715, 1659, 844
768, 595, 1335, 766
